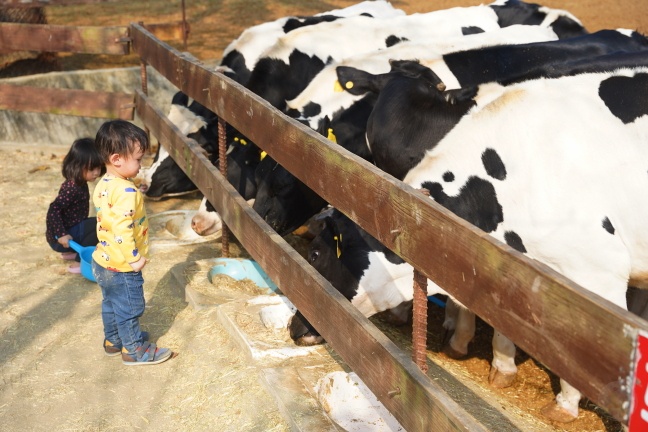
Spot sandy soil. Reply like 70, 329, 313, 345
0, 146, 292, 431
0, 147, 622, 431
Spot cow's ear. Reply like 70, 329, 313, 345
336, 66, 382, 96
444, 86, 478, 105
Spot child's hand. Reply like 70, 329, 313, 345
129, 256, 148, 272
57, 235, 73, 248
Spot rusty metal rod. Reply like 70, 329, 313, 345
218, 116, 230, 257
412, 269, 429, 373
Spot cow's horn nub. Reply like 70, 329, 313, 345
437, 82, 446, 92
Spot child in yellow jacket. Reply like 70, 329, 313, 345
92, 120, 172, 366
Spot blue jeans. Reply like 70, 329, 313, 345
92, 261, 146, 354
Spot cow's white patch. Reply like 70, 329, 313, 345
138, 103, 207, 189
315, 371, 404, 432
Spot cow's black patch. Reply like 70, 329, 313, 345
319, 93, 378, 161
301, 101, 322, 118
602, 217, 615, 234
462, 26, 485, 35
285, 108, 300, 118
421, 177, 503, 233
482, 148, 507, 180
247, 49, 326, 110
171, 91, 189, 107
282, 15, 340, 33
442, 171, 455, 182
220, 50, 251, 85
599, 73, 648, 124
490, 0, 544, 27
549, 15, 590, 39
385, 35, 409, 47
504, 231, 527, 253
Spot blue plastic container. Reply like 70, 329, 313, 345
208, 258, 278, 292
68, 240, 96, 283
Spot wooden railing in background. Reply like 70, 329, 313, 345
0, 0, 187, 120
1, 0, 121, 5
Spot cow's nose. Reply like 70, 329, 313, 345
139, 184, 149, 193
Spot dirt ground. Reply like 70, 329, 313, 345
0, 110, 622, 432
0, 150, 621, 431
2, 0, 647, 431
0, 145, 296, 431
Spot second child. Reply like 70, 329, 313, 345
46, 138, 103, 274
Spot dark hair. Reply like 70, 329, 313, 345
95, 120, 150, 163
62, 138, 104, 185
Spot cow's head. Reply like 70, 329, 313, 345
337, 60, 477, 180
191, 136, 262, 236
290, 209, 396, 345
252, 155, 328, 236
139, 92, 218, 200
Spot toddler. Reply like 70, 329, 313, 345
92, 120, 172, 366
46, 138, 103, 274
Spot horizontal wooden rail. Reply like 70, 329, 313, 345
0, 0, 120, 6
0, 21, 186, 55
134, 89, 486, 432
130, 23, 648, 424
0, 22, 129, 55
0, 84, 134, 119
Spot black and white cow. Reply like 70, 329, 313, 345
289, 209, 477, 359
190, 136, 263, 236
193, 2, 507, 234
244, 4, 505, 111
354, 60, 648, 422
285, 24, 560, 129
245, 0, 587, 111
218, 1, 405, 85
253, 26, 559, 235
138, 92, 218, 200
253, 28, 648, 235
141, 3, 402, 202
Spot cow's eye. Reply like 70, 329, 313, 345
308, 250, 320, 264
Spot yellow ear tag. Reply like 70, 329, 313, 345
240, 139, 247, 145
234, 137, 239, 142
333, 80, 343, 92
345, 81, 354, 90
327, 128, 337, 143
260, 151, 267, 161
334, 234, 342, 258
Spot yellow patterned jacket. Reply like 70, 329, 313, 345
92, 174, 149, 272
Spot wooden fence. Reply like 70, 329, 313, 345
3, 6, 648, 429
128, 22, 648, 429
0, 0, 187, 119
